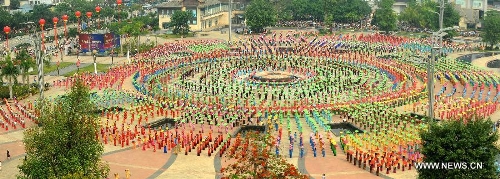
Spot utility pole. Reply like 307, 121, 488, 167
228, 0, 232, 42
428, 25, 458, 122
428, 46, 439, 121
35, 33, 44, 99
439, 0, 444, 47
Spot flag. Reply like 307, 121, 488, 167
334, 42, 342, 49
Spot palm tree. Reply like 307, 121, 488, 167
1, 55, 20, 99
16, 49, 35, 85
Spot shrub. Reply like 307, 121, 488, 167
0, 84, 39, 100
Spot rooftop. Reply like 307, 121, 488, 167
156, 0, 186, 8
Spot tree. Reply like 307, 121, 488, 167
272, 0, 293, 22
284, 0, 323, 21
54, 2, 72, 16
18, 79, 109, 178
419, 119, 500, 179
373, 0, 397, 33
221, 132, 308, 178
16, 49, 35, 85
10, 11, 28, 30
0, 8, 12, 29
68, 28, 78, 38
482, 11, 500, 48
398, 0, 423, 27
399, 0, 460, 31
1, 55, 20, 99
170, 10, 191, 35
9, 0, 20, 10
245, 0, 277, 33
323, 0, 370, 24
31, 5, 55, 26
119, 21, 143, 55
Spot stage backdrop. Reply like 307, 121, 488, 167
79, 33, 121, 52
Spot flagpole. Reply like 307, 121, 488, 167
228, 0, 232, 42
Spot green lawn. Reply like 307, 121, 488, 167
161, 33, 196, 39
28, 62, 74, 75
64, 64, 111, 77
394, 31, 429, 38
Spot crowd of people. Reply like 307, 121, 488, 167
2, 25, 494, 178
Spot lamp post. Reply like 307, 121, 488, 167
86, 12, 92, 54
38, 18, 46, 99
111, 47, 114, 64
77, 58, 80, 72
86, 11, 92, 29
438, 0, 444, 48
117, 0, 122, 22
228, 0, 232, 42
62, 14, 68, 40
428, 26, 459, 122
61, 15, 68, 62
155, 30, 158, 46
3, 26, 10, 52
56, 60, 60, 76
39, 19, 46, 51
93, 49, 97, 74
127, 20, 131, 64
53, 17, 58, 48
95, 6, 101, 29
117, 0, 123, 56
75, 11, 81, 32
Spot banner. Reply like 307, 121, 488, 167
79, 33, 121, 52
104, 33, 114, 49
114, 34, 121, 47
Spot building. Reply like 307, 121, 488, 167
379, 0, 488, 29
28, 0, 53, 5
0, 0, 10, 9
156, 0, 249, 32
393, 0, 410, 14
451, 0, 488, 28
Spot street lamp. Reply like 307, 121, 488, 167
61, 14, 68, 62
75, 11, 81, 32
427, 26, 459, 121
127, 20, 131, 64
39, 19, 46, 51
3, 26, 10, 52
56, 60, 60, 75
53, 17, 58, 48
155, 30, 158, 46
86, 11, 92, 29
93, 49, 97, 74
38, 18, 46, 99
117, 0, 122, 22
62, 14, 68, 40
86, 12, 93, 55
95, 6, 101, 29
76, 58, 80, 72
228, 0, 232, 42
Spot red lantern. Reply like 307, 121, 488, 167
75, 11, 81, 18
62, 14, 68, 22
3, 26, 10, 34
117, 0, 122, 6
86, 12, 92, 19
53, 17, 59, 24
39, 18, 46, 26
95, 6, 101, 13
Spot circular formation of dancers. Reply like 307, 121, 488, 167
16, 31, 498, 176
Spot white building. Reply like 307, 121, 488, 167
0, 0, 10, 9
384, 0, 488, 29
28, 0, 54, 5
